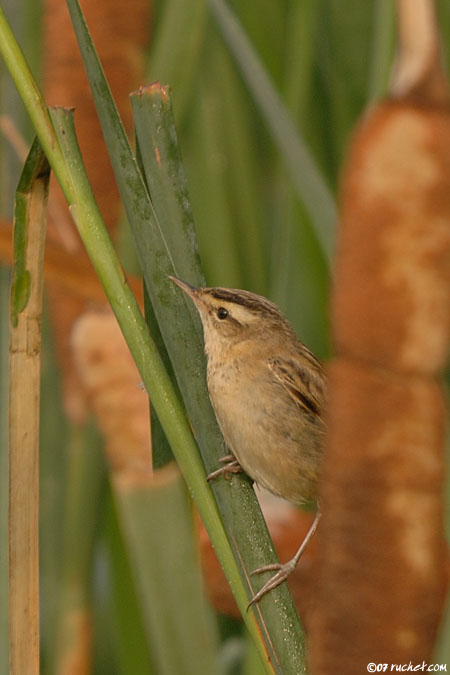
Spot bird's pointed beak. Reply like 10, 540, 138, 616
169, 276, 200, 303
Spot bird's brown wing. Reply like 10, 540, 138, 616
267, 355, 325, 421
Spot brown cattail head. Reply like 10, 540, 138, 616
310, 3, 450, 672
333, 100, 450, 376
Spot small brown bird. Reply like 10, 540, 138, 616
170, 277, 326, 604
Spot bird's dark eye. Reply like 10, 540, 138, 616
217, 307, 229, 320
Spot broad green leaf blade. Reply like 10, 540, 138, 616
269, 1, 329, 357
183, 76, 244, 288
134, 136, 176, 470
367, 0, 396, 101
106, 494, 154, 675
283, 0, 320, 127
131, 84, 309, 672
117, 463, 219, 675
51, 424, 105, 673
130, 84, 205, 291
207, 47, 268, 293
9, 137, 49, 675
148, 0, 207, 121
434, 592, 450, 666
143, 285, 175, 470
208, 0, 336, 264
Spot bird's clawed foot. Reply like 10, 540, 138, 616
207, 454, 243, 482
248, 558, 298, 607
247, 508, 321, 608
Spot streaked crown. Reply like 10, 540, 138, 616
170, 277, 297, 345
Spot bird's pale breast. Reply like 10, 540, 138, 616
207, 352, 323, 505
